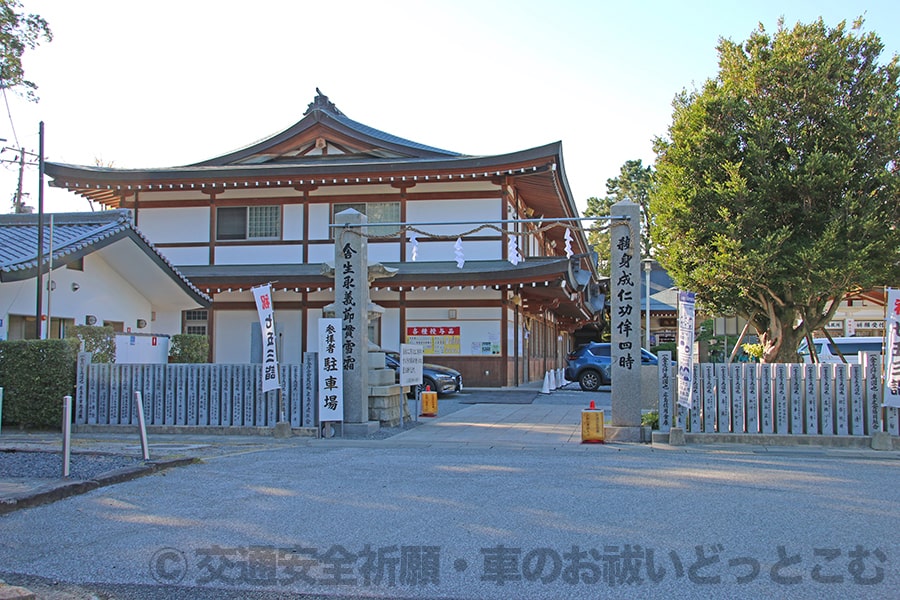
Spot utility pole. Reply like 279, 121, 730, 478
14, 147, 25, 212
1, 140, 37, 213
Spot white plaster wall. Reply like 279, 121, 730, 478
150, 311, 183, 334
313, 185, 395, 197
379, 308, 401, 350
283, 204, 305, 241
137, 207, 210, 244
308, 205, 331, 240
305, 307, 325, 352
215, 245, 303, 265
213, 310, 256, 363
405, 288, 499, 301
306, 243, 333, 264
415, 239, 501, 262
407, 198, 501, 236
156, 247, 209, 267
0, 255, 187, 338
368, 243, 400, 263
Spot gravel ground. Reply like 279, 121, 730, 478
0, 449, 146, 480
0, 400, 470, 478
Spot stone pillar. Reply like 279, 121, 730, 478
608, 200, 644, 441
334, 209, 371, 428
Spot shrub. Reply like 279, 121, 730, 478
68, 325, 116, 363
0, 339, 79, 429
741, 343, 765, 362
641, 410, 660, 430
169, 334, 209, 363
651, 342, 677, 362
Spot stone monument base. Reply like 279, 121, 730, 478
667, 426, 686, 446
871, 430, 892, 451
604, 426, 652, 443
272, 421, 292, 438
341, 421, 381, 437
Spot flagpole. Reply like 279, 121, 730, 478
34, 121, 45, 338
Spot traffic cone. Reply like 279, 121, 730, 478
549, 369, 557, 390
540, 371, 551, 394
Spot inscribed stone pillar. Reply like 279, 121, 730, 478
334, 208, 369, 424
609, 200, 643, 435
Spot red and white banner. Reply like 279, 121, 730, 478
252, 284, 280, 393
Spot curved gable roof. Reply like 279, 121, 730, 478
190, 89, 464, 167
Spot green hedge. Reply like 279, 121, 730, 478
0, 338, 80, 429
169, 334, 209, 363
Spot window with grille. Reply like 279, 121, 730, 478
216, 206, 280, 240
184, 310, 209, 336
333, 202, 400, 237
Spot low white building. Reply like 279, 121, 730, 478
0, 210, 210, 341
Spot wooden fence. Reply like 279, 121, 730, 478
656, 351, 899, 437
75, 353, 312, 428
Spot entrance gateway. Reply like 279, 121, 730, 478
329, 204, 643, 438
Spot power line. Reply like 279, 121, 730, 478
1, 87, 20, 148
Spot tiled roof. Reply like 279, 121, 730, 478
0, 209, 210, 305
325, 105, 463, 158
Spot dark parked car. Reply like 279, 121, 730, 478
384, 351, 463, 396
564, 342, 658, 391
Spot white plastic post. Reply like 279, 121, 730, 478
134, 391, 150, 460
62, 395, 72, 478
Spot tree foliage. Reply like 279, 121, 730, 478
652, 17, 900, 362
0, 0, 51, 99
68, 325, 116, 363
584, 159, 655, 276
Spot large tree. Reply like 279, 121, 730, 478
584, 159, 654, 276
652, 17, 900, 363
0, 0, 51, 99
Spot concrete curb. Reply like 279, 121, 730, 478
650, 430, 900, 450
0, 583, 35, 599
0, 456, 198, 515
73, 424, 319, 437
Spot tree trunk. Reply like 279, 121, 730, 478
754, 300, 803, 363
763, 328, 803, 363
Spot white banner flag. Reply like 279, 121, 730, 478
252, 284, 280, 393
677, 290, 696, 409
318, 318, 344, 422
884, 288, 900, 408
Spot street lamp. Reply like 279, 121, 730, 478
642, 258, 653, 350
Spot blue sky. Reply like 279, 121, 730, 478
2, 0, 898, 214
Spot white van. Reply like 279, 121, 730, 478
797, 336, 884, 364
